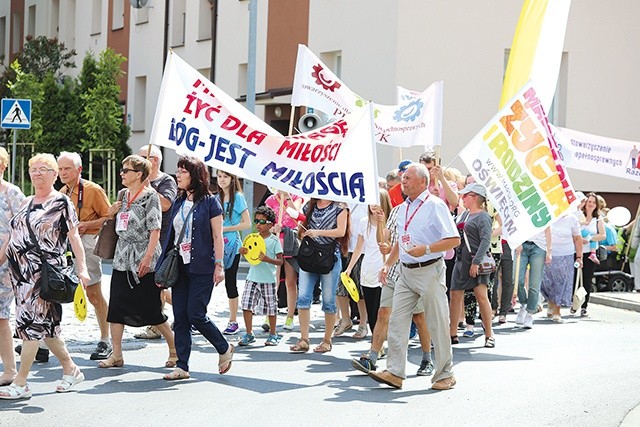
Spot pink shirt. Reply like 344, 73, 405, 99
265, 193, 303, 229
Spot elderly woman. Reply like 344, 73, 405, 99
541, 214, 583, 322
159, 156, 232, 380
0, 153, 90, 399
0, 148, 26, 387
99, 155, 176, 369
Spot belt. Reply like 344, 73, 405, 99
402, 257, 442, 269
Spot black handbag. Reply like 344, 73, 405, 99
26, 199, 79, 304
297, 237, 337, 275
155, 201, 198, 289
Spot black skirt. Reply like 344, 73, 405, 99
107, 270, 168, 327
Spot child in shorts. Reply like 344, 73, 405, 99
238, 206, 283, 346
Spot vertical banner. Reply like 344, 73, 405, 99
149, 52, 380, 204
499, 0, 571, 112
461, 81, 577, 248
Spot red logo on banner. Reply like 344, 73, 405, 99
311, 64, 341, 92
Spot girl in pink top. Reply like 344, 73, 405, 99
264, 190, 304, 330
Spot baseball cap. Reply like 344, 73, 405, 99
398, 159, 412, 173
459, 182, 487, 198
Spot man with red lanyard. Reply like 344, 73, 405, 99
369, 163, 460, 390
58, 152, 112, 360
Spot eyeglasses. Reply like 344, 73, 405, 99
253, 219, 272, 225
28, 168, 55, 174
175, 169, 189, 175
120, 168, 140, 174
141, 155, 157, 160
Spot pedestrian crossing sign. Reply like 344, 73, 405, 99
1, 98, 32, 130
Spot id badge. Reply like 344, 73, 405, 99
116, 212, 130, 232
180, 242, 191, 264
400, 234, 415, 252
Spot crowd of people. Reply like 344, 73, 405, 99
0, 146, 634, 399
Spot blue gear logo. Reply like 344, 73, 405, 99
394, 99, 424, 122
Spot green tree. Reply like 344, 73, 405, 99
81, 49, 130, 158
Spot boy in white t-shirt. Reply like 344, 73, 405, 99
238, 206, 283, 346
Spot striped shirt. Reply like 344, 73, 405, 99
387, 206, 401, 282
305, 201, 346, 246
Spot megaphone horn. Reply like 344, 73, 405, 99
297, 113, 323, 133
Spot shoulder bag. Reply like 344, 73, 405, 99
26, 199, 79, 304
297, 236, 337, 275
463, 229, 496, 275
93, 189, 126, 260
572, 267, 587, 312
155, 201, 198, 289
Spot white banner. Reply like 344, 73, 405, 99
291, 44, 442, 148
551, 125, 640, 182
460, 81, 578, 248
150, 52, 380, 204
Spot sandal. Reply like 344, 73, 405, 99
332, 320, 353, 337
451, 336, 459, 345
313, 341, 332, 353
218, 344, 234, 374
163, 368, 190, 381
98, 355, 124, 368
289, 338, 310, 353
165, 351, 178, 368
352, 324, 368, 339
0, 383, 32, 400
484, 336, 495, 348
56, 369, 85, 393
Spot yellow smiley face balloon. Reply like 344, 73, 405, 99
340, 272, 360, 302
242, 233, 266, 265
74, 284, 87, 322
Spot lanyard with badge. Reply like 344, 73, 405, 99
179, 200, 194, 263
116, 187, 145, 232
400, 196, 428, 252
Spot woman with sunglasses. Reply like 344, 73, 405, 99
160, 156, 232, 380
215, 170, 251, 335
99, 155, 176, 369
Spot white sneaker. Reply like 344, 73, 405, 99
523, 313, 534, 329
515, 305, 527, 325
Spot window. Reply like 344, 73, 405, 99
112, 0, 124, 30
171, 0, 186, 47
198, 0, 212, 40
321, 51, 342, 78
51, 0, 60, 39
238, 63, 248, 97
91, 0, 102, 35
503, 49, 568, 126
0, 17, 6, 58
133, 76, 147, 131
27, 5, 36, 38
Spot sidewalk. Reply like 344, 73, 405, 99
590, 291, 640, 313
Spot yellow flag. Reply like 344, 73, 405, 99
499, 0, 571, 111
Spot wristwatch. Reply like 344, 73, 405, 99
425, 245, 431, 255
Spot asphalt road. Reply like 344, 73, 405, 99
1, 264, 639, 426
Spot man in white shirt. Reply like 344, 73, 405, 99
369, 163, 460, 390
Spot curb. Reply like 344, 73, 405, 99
590, 294, 640, 313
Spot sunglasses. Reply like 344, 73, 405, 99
120, 168, 140, 174
253, 219, 272, 225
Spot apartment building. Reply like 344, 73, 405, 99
2, 0, 638, 208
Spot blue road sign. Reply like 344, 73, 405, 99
1, 98, 32, 130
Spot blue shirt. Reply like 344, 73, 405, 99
246, 234, 283, 284
158, 194, 223, 275
396, 189, 458, 264
220, 192, 248, 251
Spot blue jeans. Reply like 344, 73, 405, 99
297, 253, 342, 313
517, 241, 546, 313
172, 262, 229, 372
